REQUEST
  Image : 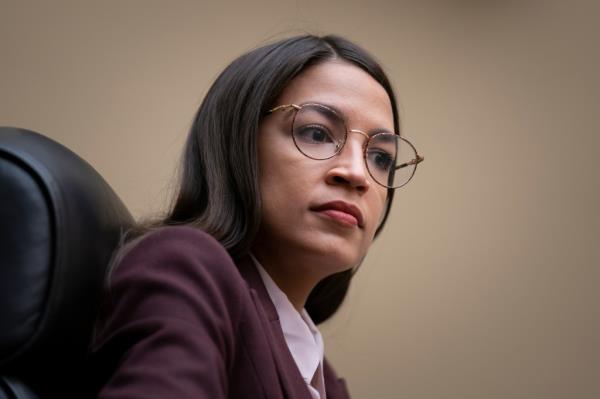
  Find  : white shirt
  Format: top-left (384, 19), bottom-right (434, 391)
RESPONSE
top-left (251, 255), bottom-right (326, 399)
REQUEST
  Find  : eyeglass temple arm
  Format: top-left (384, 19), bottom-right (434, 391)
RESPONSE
top-left (395, 155), bottom-right (424, 170)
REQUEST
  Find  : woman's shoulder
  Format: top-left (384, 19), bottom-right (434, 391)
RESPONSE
top-left (122, 225), bottom-right (228, 262)
top-left (114, 226), bottom-right (238, 278)
top-left (92, 226), bottom-right (247, 396)
top-left (97, 225), bottom-right (248, 339)
top-left (107, 225), bottom-right (248, 307)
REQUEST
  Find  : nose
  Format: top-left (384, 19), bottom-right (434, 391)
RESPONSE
top-left (325, 132), bottom-right (370, 193)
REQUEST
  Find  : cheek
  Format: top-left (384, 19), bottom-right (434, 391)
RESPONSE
top-left (257, 128), bottom-right (316, 211)
top-left (257, 152), bottom-right (311, 224)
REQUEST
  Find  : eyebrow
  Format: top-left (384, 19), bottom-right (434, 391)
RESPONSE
top-left (298, 101), bottom-right (395, 136)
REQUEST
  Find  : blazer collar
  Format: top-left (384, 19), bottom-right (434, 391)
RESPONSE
top-left (236, 256), bottom-right (312, 399)
top-left (237, 255), bottom-right (279, 321)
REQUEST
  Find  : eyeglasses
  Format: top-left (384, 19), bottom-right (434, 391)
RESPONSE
top-left (268, 103), bottom-right (424, 189)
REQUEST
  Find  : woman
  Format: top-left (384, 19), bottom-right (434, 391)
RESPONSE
top-left (90, 34), bottom-right (423, 399)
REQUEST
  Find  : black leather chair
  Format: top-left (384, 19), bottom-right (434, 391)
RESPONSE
top-left (0, 127), bottom-right (134, 398)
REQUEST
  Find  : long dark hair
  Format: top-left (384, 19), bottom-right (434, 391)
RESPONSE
top-left (134, 34), bottom-right (400, 324)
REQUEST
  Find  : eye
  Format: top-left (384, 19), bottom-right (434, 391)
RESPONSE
top-left (367, 149), bottom-right (394, 172)
top-left (294, 124), bottom-right (336, 144)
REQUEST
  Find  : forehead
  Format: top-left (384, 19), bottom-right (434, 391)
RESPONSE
top-left (276, 61), bottom-right (394, 131)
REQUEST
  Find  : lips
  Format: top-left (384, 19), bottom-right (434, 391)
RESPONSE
top-left (311, 200), bottom-right (364, 228)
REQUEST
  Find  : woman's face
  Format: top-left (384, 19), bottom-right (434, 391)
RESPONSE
top-left (254, 60), bottom-right (393, 278)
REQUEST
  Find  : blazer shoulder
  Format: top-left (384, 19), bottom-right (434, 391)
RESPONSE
top-left (103, 225), bottom-right (248, 330)
top-left (112, 225), bottom-right (244, 288)
top-left (92, 226), bottom-right (247, 398)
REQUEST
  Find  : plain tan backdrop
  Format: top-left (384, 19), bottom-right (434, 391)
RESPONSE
top-left (2, 1), bottom-right (598, 398)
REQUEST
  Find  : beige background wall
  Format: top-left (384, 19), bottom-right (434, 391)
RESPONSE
top-left (2, 1), bottom-right (598, 397)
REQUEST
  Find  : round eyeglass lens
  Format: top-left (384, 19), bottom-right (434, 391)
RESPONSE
top-left (292, 104), bottom-right (346, 160)
top-left (366, 134), bottom-right (418, 188)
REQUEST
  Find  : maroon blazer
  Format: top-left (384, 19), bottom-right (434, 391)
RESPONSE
top-left (89, 226), bottom-right (351, 399)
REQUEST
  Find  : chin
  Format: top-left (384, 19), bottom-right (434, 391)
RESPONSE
top-left (305, 238), bottom-right (367, 273)
top-left (254, 221), bottom-right (371, 275)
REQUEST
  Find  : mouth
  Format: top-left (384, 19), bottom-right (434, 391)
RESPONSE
top-left (311, 201), bottom-right (364, 228)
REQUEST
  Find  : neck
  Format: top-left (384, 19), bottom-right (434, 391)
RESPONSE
top-left (250, 251), bottom-right (324, 312)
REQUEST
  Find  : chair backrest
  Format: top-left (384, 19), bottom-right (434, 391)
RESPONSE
top-left (0, 127), bottom-right (134, 398)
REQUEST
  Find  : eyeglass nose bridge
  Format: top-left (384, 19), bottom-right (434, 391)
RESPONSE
top-left (333, 129), bottom-right (370, 153)
top-left (348, 129), bottom-right (370, 141)
top-left (334, 129), bottom-right (372, 166)
top-left (340, 129), bottom-right (370, 152)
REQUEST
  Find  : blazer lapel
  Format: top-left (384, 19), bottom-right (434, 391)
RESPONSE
top-left (237, 256), bottom-right (312, 399)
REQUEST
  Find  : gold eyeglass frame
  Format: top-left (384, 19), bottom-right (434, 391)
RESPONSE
top-left (268, 103), bottom-right (424, 189)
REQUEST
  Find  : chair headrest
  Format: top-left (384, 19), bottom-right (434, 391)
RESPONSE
top-left (0, 127), bottom-right (133, 390)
